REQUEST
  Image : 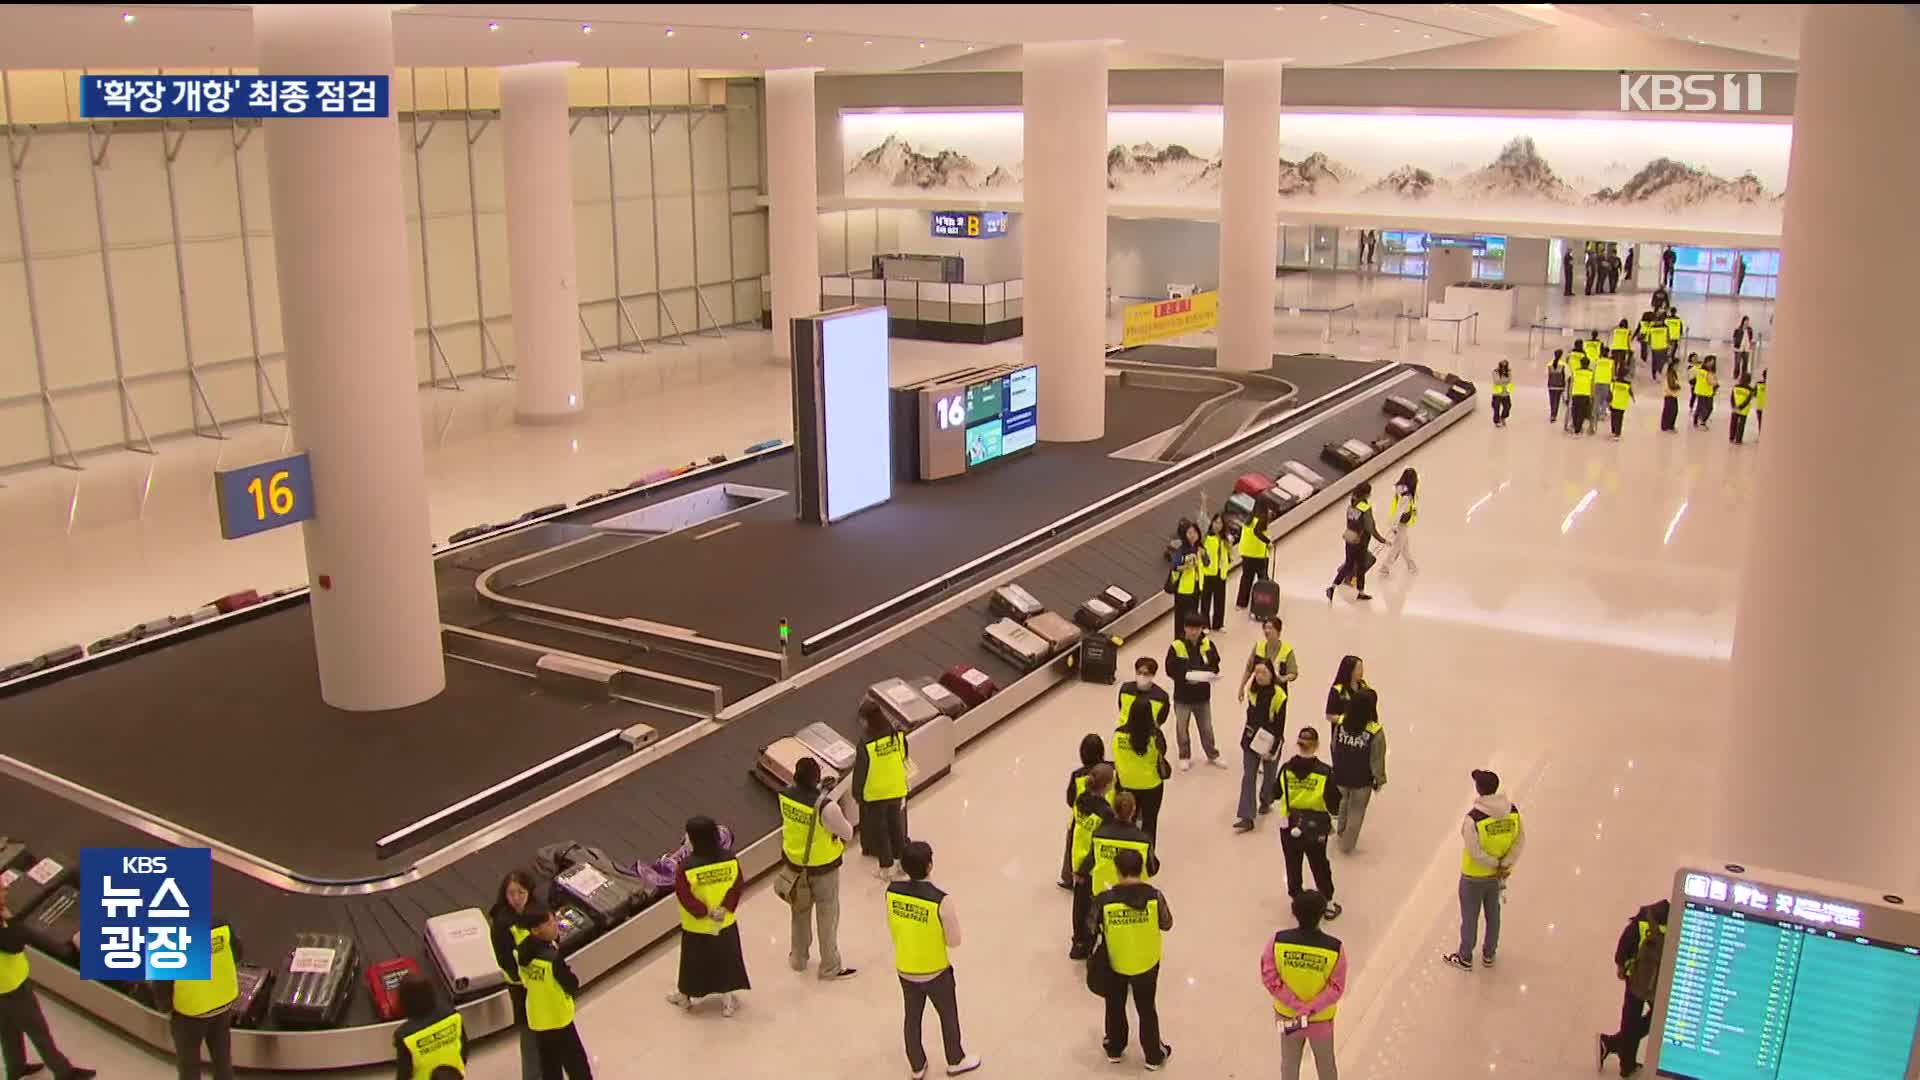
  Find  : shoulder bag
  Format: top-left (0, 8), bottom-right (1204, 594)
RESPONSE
top-left (1085, 934), bottom-right (1116, 997)
top-left (773, 793), bottom-right (827, 907)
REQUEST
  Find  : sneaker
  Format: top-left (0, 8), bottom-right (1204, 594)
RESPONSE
top-left (1442, 951), bottom-right (1473, 971)
top-left (1069, 943), bottom-right (1093, 961)
top-left (1105, 1048), bottom-right (1125, 1064)
top-left (1597, 1033), bottom-right (1614, 1071)
top-left (665, 991), bottom-right (691, 1009)
top-left (912, 1069), bottom-right (928, 1080)
top-left (946, 1056), bottom-right (983, 1076)
top-left (1257, 802), bottom-right (1272, 816)
top-left (875, 864), bottom-right (896, 881)
top-left (1179, 758), bottom-right (1193, 773)
top-left (1233, 819), bottom-right (1255, 833)
top-left (1057, 877), bottom-right (1075, 891)
top-left (1482, 953), bottom-right (1496, 969)
top-left (722, 992), bottom-right (739, 1018)
top-left (1146, 1044), bottom-right (1174, 1071)
top-left (1355, 592), bottom-right (1373, 602)
top-left (821, 966), bottom-right (859, 980)
top-left (1206, 756), bottom-right (1229, 770)
top-left (1325, 586), bottom-right (1335, 602)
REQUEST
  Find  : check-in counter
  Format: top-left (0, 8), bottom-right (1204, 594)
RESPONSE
top-left (762, 275), bottom-right (1024, 345)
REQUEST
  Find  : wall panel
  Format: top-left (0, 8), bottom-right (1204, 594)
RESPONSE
top-left (731, 211), bottom-right (766, 278)
top-left (35, 254), bottom-right (112, 388)
top-left (59, 384), bottom-right (122, 453)
top-left (109, 243), bottom-right (187, 377)
top-left (0, 399), bottom-right (49, 465)
top-left (125, 377), bottom-right (192, 436)
top-left (654, 194), bottom-right (694, 292)
top-left (694, 192), bottom-right (730, 286)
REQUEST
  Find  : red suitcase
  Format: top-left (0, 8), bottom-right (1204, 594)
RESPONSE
top-left (1234, 473), bottom-right (1274, 498)
top-left (939, 665), bottom-right (998, 709)
top-left (213, 590), bottom-right (261, 614)
top-left (365, 957), bottom-right (419, 1021)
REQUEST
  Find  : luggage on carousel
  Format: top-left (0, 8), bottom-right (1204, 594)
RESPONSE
top-left (1078, 636), bottom-right (1120, 685)
top-left (638, 467), bottom-right (676, 485)
top-left (0, 658), bottom-right (44, 682)
top-left (939, 666), bottom-right (998, 709)
top-left (1224, 492), bottom-right (1256, 524)
top-left (230, 965), bottom-right (274, 1027)
top-left (1075, 596), bottom-right (1120, 631)
top-left (365, 956), bottom-right (420, 1021)
top-left (213, 591), bottom-right (260, 614)
top-left (1024, 611), bottom-right (1083, 653)
top-left (1274, 474), bottom-right (1316, 503)
top-left (1250, 580), bottom-right (1282, 621)
top-left (755, 737), bottom-right (813, 791)
top-left (1383, 395), bottom-right (1419, 420)
top-left (88, 631), bottom-right (138, 655)
top-left (1233, 473), bottom-right (1274, 498)
top-left (913, 677), bottom-right (967, 719)
top-left (35, 645), bottom-right (83, 668)
top-left (518, 503), bottom-right (567, 523)
top-left (271, 933), bottom-right (360, 1029)
top-left (867, 678), bottom-right (940, 731)
top-left (982, 619), bottom-right (1052, 671)
top-left (1386, 417), bottom-right (1418, 439)
top-left (1, 852), bottom-right (75, 921)
top-left (132, 614), bottom-right (194, 638)
top-left (1320, 442), bottom-right (1366, 470)
top-left (20, 885), bottom-right (80, 961)
top-left (1369, 436), bottom-right (1394, 456)
top-left (553, 904), bottom-right (599, 955)
top-left (795, 721), bottom-right (857, 777)
top-left (744, 439), bottom-right (783, 455)
top-left (707, 454), bottom-right (728, 465)
top-left (552, 860), bottom-right (644, 929)
top-left (0, 841), bottom-right (28, 877)
top-left (1099, 586), bottom-right (1136, 614)
top-left (425, 908), bottom-right (504, 998)
top-left (448, 524), bottom-right (496, 544)
top-left (1421, 388), bottom-right (1453, 412)
top-left (1282, 461), bottom-right (1327, 489)
top-left (1445, 377), bottom-right (1476, 402)
top-left (1257, 488), bottom-right (1296, 520)
top-left (989, 584), bottom-right (1044, 620)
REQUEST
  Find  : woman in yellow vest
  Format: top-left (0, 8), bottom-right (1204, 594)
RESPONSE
top-left (0, 877), bottom-right (95, 1080)
top-left (1489, 361), bottom-right (1512, 428)
top-left (668, 816), bottom-right (750, 1017)
top-left (1262, 891), bottom-right (1347, 1080)
top-left (1566, 350), bottom-right (1595, 437)
top-left (488, 869), bottom-right (541, 1080)
top-left (1234, 660), bottom-right (1287, 832)
top-left (1609, 319), bottom-right (1634, 378)
top-left (1200, 514), bottom-right (1232, 631)
top-left (1659, 360), bottom-right (1683, 434)
top-left (1728, 374), bottom-right (1756, 445)
top-left (1060, 733), bottom-right (1112, 890)
top-left (1234, 510), bottom-right (1274, 615)
top-left (1112, 678), bottom-right (1171, 841)
top-left (1169, 521), bottom-right (1209, 633)
top-left (1607, 373), bottom-right (1634, 441)
top-left (854, 703), bottom-right (912, 881)
top-left (514, 904), bottom-right (594, 1078)
top-left (1691, 355), bottom-right (1719, 430)
top-left (392, 973), bottom-right (468, 1080)
top-left (1093, 849), bottom-right (1174, 1069)
top-left (1069, 765), bottom-right (1119, 961)
top-left (167, 916), bottom-right (240, 1080)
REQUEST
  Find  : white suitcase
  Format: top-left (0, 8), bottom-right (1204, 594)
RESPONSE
top-left (1275, 474), bottom-right (1316, 502)
top-left (983, 618), bottom-right (1052, 671)
top-left (795, 721), bottom-right (857, 777)
top-left (867, 678), bottom-right (941, 731)
top-left (1283, 461), bottom-right (1327, 489)
top-left (1341, 438), bottom-right (1377, 461)
top-left (914, 678), bottom-right (967, 718)
top-left (424, 908), bottom-right (504, 998)
top-left (990, 584), bottom-right (1044, 620)
top-left (1421, 388), bottom-right (1453, 411)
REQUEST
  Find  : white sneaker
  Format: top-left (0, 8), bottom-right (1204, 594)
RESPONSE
top-left (1206, 756), bottom-right (1229, 770)
top-left (1180, 758), bottom-right (1193, 773)
top-left (946, 1055), bottom-right (983, 1076)
top-left (722, 992), bottom-right (739, 1018)
top-left (665, 991), bottom-right (690, 1009)
top-left (874, 864), bottom-right (895, 881)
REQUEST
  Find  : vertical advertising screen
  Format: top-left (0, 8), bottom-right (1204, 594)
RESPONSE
top-left (819, 308), bottom-right (893, 522)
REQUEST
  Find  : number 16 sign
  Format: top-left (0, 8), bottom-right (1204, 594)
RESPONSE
top-left (214, 452), bottom-right (316, 539)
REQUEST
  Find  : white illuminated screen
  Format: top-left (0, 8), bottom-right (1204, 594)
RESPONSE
top-left (819, 307), bottom-right (892, 522)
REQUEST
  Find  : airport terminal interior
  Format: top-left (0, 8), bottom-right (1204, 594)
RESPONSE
top-left (1, 5), bottom-right (1916, 1080)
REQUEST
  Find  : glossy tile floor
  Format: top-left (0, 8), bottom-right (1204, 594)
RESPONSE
top-left (13, 274), bottom-right (1768, 1077)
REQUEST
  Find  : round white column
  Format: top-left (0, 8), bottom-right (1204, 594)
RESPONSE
top-left (1216, 59), bottom-right (1283, 373)
top-left (254, 4), bottom-right (443, 710)
top-left (500, 62), bottom-right (584, 422)
top-left (766, 68), bottom-right (820, 361)
top-left (1023, 41), bottom-right (1108, 442)
top-left (1715, 4), bottom-right (1920, 895)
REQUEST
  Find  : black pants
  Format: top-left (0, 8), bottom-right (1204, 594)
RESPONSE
top-left (1548, 388), bottom-right (1563, 422)
top-left (1613, 349), bottom-right (1632, 380)
top-left (1569, 395), bottom-right (1591, 434)
top-left (1734, 351), bottom-right (1751, 381)
top-left (1072, 877), bottom-right (1096, 949)
top-left (862, 797), bottom-right (909, 869)
top-left (1103, 965), bottom-right (1166, 1065)
top-left (900, 970), bottom-right (967, 1073)
top-left (1695, 396), bottom-right (1714, 427)
top-left (1130, 784), bottom-right (1165, 843)
top-left (1610, 407), bottom-right (1626, 437)
top-left (1604, 987), bottom-right (1652, 1070)
top-left (172, 1009), bottom-right (235, 1080)
top-left (535, 1023), bottom-right (593, 1080)
top-left (1332, 542), bottom-right (1372, 594)
top-left (1491, 395), bottom-right (1511, 425)
top-left (1200, 575), bottom-right (1228, 630)
top-left (1730, 413), bottom-right (1748, 444)
top-left (0, 984), bottom-right (75, 1080)
top-left (1281, 829), bottom-right (1335, 901)
top-left (1234, 556), bottom-right (1270, 609)
top-left (1173, 592), bottom-right (1200, 635)
top-left (1059, 818), bottom-right (1078, 886)
top-left (1660, 396), bottom-right (1680, 432)
top-left (1649, 348), bottom-right (1668, 378)
top-left (1563, 274), bottom-right (1574, 297)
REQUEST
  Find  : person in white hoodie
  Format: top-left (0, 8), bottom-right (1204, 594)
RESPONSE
top-left (1443, 769), bottom-right (1524, 971)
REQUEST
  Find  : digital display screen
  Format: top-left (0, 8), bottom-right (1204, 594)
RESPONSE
top-left (1654, 871), bottom-right (1920, 1080)
top-left (819, 307), bottom-right (893, 522)
top-left (931, 210), bottom-right (1008, 239)
top-left (918, 363), bottom-right (1038, 479)
top-left (965, 421), bottom-right (1003, 466)
top-left (964, 379), bottom-right (1002, 425)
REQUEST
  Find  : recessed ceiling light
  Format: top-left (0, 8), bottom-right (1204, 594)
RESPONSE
top-left (1273, 5), bottom-right (1286, 10)
top-left (121, 10), bottom-right (135, 23)
top-left (1319, 13), bottom-right (1328, 20)
top-left (917, 40), bottom-right (926, 48)
top-left (1423, 33), bottom-right (1432, 38)
top-left (1358, 21), bottom-right (1368, 27)
top-left (804, 34), bottom-right (814, 43)
top-left (739, 30), bottom-right (750, 40)
top-left (864, 39), bottom-right (873, 46)
top-left (965, 44), bottom-right (974, 51)
top-left (664, 26), bottom-right (674, 37)
top-left (580, 23), bottom-right (592, 34)
top-left (486, 20), bottom-right (499, 31)
top-left (1392, 26), bottom-right (1401, 32)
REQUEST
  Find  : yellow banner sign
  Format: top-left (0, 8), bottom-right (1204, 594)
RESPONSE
top-left (1122, 292), bottom-right (1219, 347)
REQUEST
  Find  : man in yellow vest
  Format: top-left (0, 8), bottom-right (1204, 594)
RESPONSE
top-left (1069, 765), bottom-right (1118, 961)
top-left (1165, 621), bottom-right (1225, 771)
top-left (1642, 317), bottom-right (1672, 382)
top-left (163, 915), bottom-right (241, 1080)
top-left (1663, 308), bottom-right (1685, 367)
top-left (514, 904), bottom-right (593, 1078)
top-left (1598, 898), bottom-right (1671, 1078)
top-left (1444, 769), bottom-right (1525, 971)
top-left (886, 842), bottom-right (981, 1079)
top-left (1233, 510), bottom-right (1274, 616)
top-left (1607, 373), bottom-right (1634, 441)
top-left (1566, 351), bottom-right (1596, 438)
top-left (1277, 727), bottom-right (1344, 921)
top-left (392, 972), bottom-right (468, 1080)
top-left (780, 756), bottom-right (859, 980)
top-left (1691, 355), bottom-right (1719, 431)
top-left (1116, 658), bottom-right (1170, 734)
top-left (1635, 307), bottom-right (1663, 374)
top-left (1262, 890), bottom-right (1348, 1080)
top-left (1080, 791), bottom-right (1159, 898)
top-left (1093, 850), bottom-right (1174, 1070)
top-left (0, 876), bottom-right (96, 1079)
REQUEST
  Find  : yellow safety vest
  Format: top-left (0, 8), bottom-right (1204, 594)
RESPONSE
top-left (1170, 639), bottom-right (1215, 666)
top-left (1731, 386), bottom-right (1754, 416)
top-left (1101, 897), bottom-right (1163, 977)
top-left (1090, 832), bottom-right (1152, 897)
top-left (862, 732), bottom-right (909, 802)
top-left (499, 923), bottom-right (530, 986)
top-left (0, 934), bottom-right (28, 995)
top-left (1272, 934), bottom-right (1342, 1021)
top-left (1112, 728), bottom-right (1164, 791)
top-left (778, 792), bottom-right (847, 867)
top-left (1117, 690), bottom-right (1168, 732)
top-left (401, 1012), bottom-right (465, 1080)
top-left (1755, 382), bottom-right (1767, 410)
top-left (1593, 355), bottom-right (1614, 385)
top-left (1647, 324), bottom-right (1671, 350)
top-left (1254, 639), bottom-right (1295, 669)
top-left (1171, 551), bottom-right (1205, 595)
top-left (886, 883), bottom-right (950, 976)
top-left (1582, 340), bottom-right (1603, 363)
top-left (1390, 491), bottom-right (1417, 528)
top-left (678, 857), bottom-right (740, 935)
top-left (1610, 327), bottom-right (1632, 352)
top-left (1664, 317), bottom-right (1683, 343)
top-left (1462, 807), bottom-right (1523, 877)
top-left (1238, 521), bottom-right (1269, 559)
top-left (1624, 918), bottom-right (1656, 977)
top-left (1283, 769), bottom-right (1330, 814)
top-left (1071, 804), bottom-right (1107, 869)
top-left (1693, 370), bottom-right (1715, 398)
top-left (1202, 535), bottom-right (1231, 580)
top-left (1570, 367), bottom-right (1595, 397)
top-left (1491, 380), bottom-right (1512, 396)
top-left (1072, 773), bottom-right (1118, 820)
top-left (172, 923), bottom-right (238, 1017)
top-left (520, 954), bottom-right (575, 1031)
top-left (1609, 381), bottom-right (1633, 411)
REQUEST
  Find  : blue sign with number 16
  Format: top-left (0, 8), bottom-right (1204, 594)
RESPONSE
top-left (214, 452), bottom-right (316, 540)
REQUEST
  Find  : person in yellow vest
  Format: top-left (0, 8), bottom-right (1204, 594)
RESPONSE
top-left (1755, 369), bottom-right (1767, 430)
top-left (514, 904), bottom-right (593, 1079)
top-left (1566, 351), bottom-right (1596, 438)
top-left (1635, 307), bottom-right (1664, 376)
top-left (1330, 687), bottom-right (1388, 856)
top-left (1113, 667), bottom-right (1171, 841)
top-left (1238, 617), bottom-right (1300, 702)
top-left (1068, 765), bottom-right (1119, 961)
top-left (1092, 850), bottom-right (1174, 1070)
top-left (1489, 361), bottom-right (1513, 427)
top-left (392, 973), bottom-right (468, 1080)
top-left (1598, 898), bottom-right (1671, 1079)
top-left (667, 816), bottom-right (750, 1017)
top-left (1444, 770), bottom-right (1525, 971)
top-left (1325, 483), bottom-right (1387, 603)
top-left (887, 842), bottom-right (981, 1079)
top-left (488, 869), bottom-right (542, 1080)
top-left (1234, 660), bottom-right (1288, 832)
top-left (163, 914), bottom-right (240, 1080)
top-left (1200, 514), bottom-right (1232, 630)
top-left (1658, 360), bottom-right (1683, 434)
top-left (855, 702), bottom-right (912, 881)
top-left (1691, 355), bottom-right (1719, 431)
top-left (1378, 468), bottom-right (1420, 577)
top-left (1233, 509), bottom-right (1275, 617)
top-left (1060, 733), bottom-right (1112, 890)
top-left (1165, 621), bottom-right (1225, 770)
top-left (1663, 308), bottom-right (1685, 369)
top-left (1643, 317), bottom-right (1673, 383)
top-left (1168, 521), bottom-right (1210, 635)
top-left (780, 756), bottom-right (859, 980)
top-left (1081, 791), bottom-right (1159, 897)
top-left (1277, 727), bottom-right (1344, 921)
top-left (1582, 334), bottom-right (1604, 371)
top-left (1609, 319), bottom-right (1634, 380)
top-left (1728, 374), bottom-right (1756, 445)
top-left (1607, 373), bottom-right (1634, 441)
top-left (1589, 345), bottom-right (1615, 437)
top-left (1262, 890), bottom-right (1348, 1080)
top-left (0, 876), bottom-right (96, 1080)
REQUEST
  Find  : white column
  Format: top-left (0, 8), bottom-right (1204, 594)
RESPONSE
top-left (1715, 5), bottom-right (1920, 896)
top-left (1023, 41), bottom-right (1108, 441)
top-left (766, 69), bottom-right (820, 361)
top-left (1215, 59), bottom-right (1283, 373)
top-left (500, 62), bottom-right (584, 421)
top-left (254, 4), bottom-right (443, 710)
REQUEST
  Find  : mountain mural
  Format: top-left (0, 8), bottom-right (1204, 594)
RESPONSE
top-left (1277, 152), bottom-right (1356, 197)
top-left (1454, 137), bottom-right (1579, 204)
top-left (1365, 166), bottom-right (1444, 200)
top-left (1590, 157), bottom-right (1769, 210)
top-left (847, 134), bottom-right (996, 190)
top-left (1105, 142), bottom-right (1212, 192)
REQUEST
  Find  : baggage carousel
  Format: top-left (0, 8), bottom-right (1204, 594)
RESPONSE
top-left (0, 349), bottom-right (1475, 1070)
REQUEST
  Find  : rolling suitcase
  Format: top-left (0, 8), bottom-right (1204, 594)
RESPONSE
top-left (1223, 492), bottom-right (1256, 523)
top-left (939, 666), bottom-right (998, 708)
top-left (913, 677), bottom-right (967, 718)
top-left (1386, 417), bottom-right (1418, 439)
top-left (1343, 438), bottom-right (1378, 461)
top-left (707, 454), bottom-right (728, 465)
top-left (744, 439), bottom-right (783, 454)
top-left (1233, 473), bottom-right (1274, 498)
top-left (1078, 636), bottom-right (1120, 685)
top-left (795, 721), bottom-right (857, 777)
top-left (231, 965), bottom-right (273, 1027)
top-left (366, 957), bottom-right (419, 1021)
top-left (1250, 580), bottom-right (1282, 621)
top-left (1445, 378), bottom-right (1475, 402)
top-left (982, 619), bottom-right (1052, 671)
top-left (1075, 596), bottom-right (1120, 631)
top-left (272, 933), bottom-right (359, 1028)
top-left (1383, 394), bottom-right (1419, 419)
top-left (2, 852), bottom-right (75, 920)
top-left (131, 614), bottom-right (194, 638)
top-left (0, 659), bottom-right (43, 682)
top-left (88, 631), bottom-right (138, 655)
top-left (1320, 442), bottom-right (1365, 470)
top-left (1282, 461), bottom-right (1327, 489)
top-left (1024, 611), bottom-right (1082, 654)
top-left (1274, 474), bottom-right (1316, 503)
top-left (213, 591), bottom-right (261, 614)
top-left (448, 524), bottom-right (496, 544)
top-left (425, 908), bottom-right (504, 999)
top-left (553, 904), bottom-right (598, 955)
top-left (21, 885), bottom-right (79, 962)
top-left (867, 678), bottom-right (940, 731)
top-left (1257, 489), bottom-right (1296, 520)
top-left (517, 503), bottom-right (567, 523)
top-left (552, 861), bottom-right (643, 929)
top-left (1421, 388), bottom-right (1453, 412)
top-left (990, 584), bottom-right (1044, 620)
top-left (0, 841), bottom-right (28, 876)
top-left (35, 645), bottom-right (83, 668)
top-left (1099, 586), bottom-right (1136, 613)
top-left (754, 736), bottom-right (812, 791)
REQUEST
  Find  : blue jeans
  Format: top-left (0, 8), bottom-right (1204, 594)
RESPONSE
top-left (1458, 875), bottom-right (1503, 959)
top-left (1237, 747), bottom-right (1280, 822)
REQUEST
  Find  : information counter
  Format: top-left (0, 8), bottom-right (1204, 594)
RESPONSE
top-left (763, 275), bottom-right (1024, 345)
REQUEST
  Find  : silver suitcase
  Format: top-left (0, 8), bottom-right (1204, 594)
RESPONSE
top-left (913, 677), bottom-right (967, 718)
top-left (1275, 474), bottom-right (1316, 502)
top-left (795, 721), bottom-right (856, 777)
top-left (990, 584), bottom-right (1044, 619)
top-left (1340, 438), bottom-right (1376, 462)
top-left (1421, 388), bottom-right (1453, 411)
top-left (983, 618), bottom-right (1052, 671)
top-left (867, 678), bottom-right (940, 731)
top-left (424, 908), bottom-right (504, 999)
top-left (1282, 460), bottom-right (1327, 489)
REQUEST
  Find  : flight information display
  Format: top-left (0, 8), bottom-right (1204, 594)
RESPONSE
top-left (1652, 869), bottom-right (1920, 1080)
top-left (917, 363), bottom-right (1038, 479)
top-left (931, 210), bottom-right (1009, 239)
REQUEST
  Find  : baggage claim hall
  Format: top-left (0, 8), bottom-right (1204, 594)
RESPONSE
top-left (0, 5), bottom-right (1915, 1080)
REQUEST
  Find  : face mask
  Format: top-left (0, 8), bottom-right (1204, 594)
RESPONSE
top-left (1135, 675), bottom-right (1154, 689)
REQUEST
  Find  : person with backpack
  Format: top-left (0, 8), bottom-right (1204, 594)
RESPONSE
top-left (1597, 899), bottom-right (1671, 1078)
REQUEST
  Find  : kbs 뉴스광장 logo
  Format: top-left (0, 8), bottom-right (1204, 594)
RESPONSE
top-left (78, 848), bottom-right (213, 981)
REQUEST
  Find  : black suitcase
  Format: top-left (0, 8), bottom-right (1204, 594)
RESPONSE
top-left (88, 631), bottom-right (139, 655)
top-left (1079, 636), bottom-right (1120, 685)
top-left (1445, 378), bottom-right (1476, 402)
top-left (36, 645), bottom-right (83, 668)
top-left (706, 454), bottom-right (728, 465)
top-left (2, 852), bottom-right (76, 921)
top-left (231, 965), bottom-right (274, 1027)
top-left (1386, 417), bottom-right (1418, 439)
top-left (0, 658), bottom-right (45, 682)
top-left (552, 861), bottom-right (643, 929)
top-left (1250, 580), bottom-right (1282, 620)
top-left (1100, 586), bottom-right (1136, 613)
top-left (1257, 489), bottom-right (1294, 520)
top-left (1321, 442), bottom-right (1366, 470)
top-left (553, 903), bottom-right (598, 955)
top-left (271, 933), bottom-right (359, 1028)
top-left (1383, 395), bottom-right (1419, 419)
top-left (0, 842), bottom-right (28, 876)
top-left (21, 885), bottom-right (80, 962)
top-left (518, 503), bottom-right (567, 523)
top-left (1075, 597), bottom-right (1121, 630)
top-left (448, 524), bottom-right (496, 544)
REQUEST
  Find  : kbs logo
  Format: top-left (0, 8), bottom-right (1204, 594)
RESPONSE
top-left (1619, 73), bottom-right (1765, 113)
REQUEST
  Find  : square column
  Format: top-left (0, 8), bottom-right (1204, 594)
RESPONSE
top-left (1216, 59), bottom-right (1283, 373)
top-left (766, 69), bottom-right (821, 361)
top-left (500, 62), bottom-right (584, 422)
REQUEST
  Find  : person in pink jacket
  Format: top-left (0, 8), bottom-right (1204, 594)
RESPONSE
top-left (1261, 891), bottom-right (1348, 1080)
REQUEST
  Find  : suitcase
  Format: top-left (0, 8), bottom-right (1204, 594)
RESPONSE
top-left (1415, 408), bottom-right (1437, 425)
top-left (1075, 597), bottom-right (1120, 631)
top-left (213, 591), bottom-right (260, 614)
top-left (1320, 442), bottom-right (1365, 470)
top-left (1383, 395), bottom-right (1419, 419)
top-left (1, 852), bottom-right (75, 920)
top-left (271, 933), bottom-right (359, 1028)
top-left (744, 439), bottom-right (783, 454)
top-left (1224, 492), bottom-right (1256, 523)
top-left (518, 503), bottom-right (567, 522)
top-left (1233, 473), bottom-right (1274, 498)
top-left (1386, 417), bottom-right (1418, 439)
top-left (1025, 611), bottom-right (1083, 653)
top-left (982, 619), bottom-right (1052, 671)
top-left (939, 666), bottom-right (998, 708)
top-left (552, 904), bottom-right (598, 955)
top-left (0, 841), bottom-right (28, 876)
top-left (1344, 438), bottom-right (1377, 461)
top-left (1079, 635), bottom-right (1120, 685)
top-left (448, 524), bottom-right (496, 544)
top-left (1421, 388), bottom-right (1453, 411)
top-left (1282, 461), bottom-right (1327, 489)
top-left (21, 885), bottom-right (80, 961)
top-left (754, 736), bottom-right (812, 791)
top-left (1274, 474), bottom-right (1317, 503)
top-left (424, 908), bottom-right (504, 999)
top-left (867, 678), bottom-right (940, 731)
top-left (88, 631), bottom-right (139, 655)
top-left (795, 721), bottom-right (857, 777)
top-left (990, 584), bottom-right (1044, 620)
top-left (231, 965), bottom-right (274, 1027)
top-left (131, 615), bottom-right (194, 638)
top-left (913, 677), bottom-right (967, 719)
top-left (35, 645), bottom-right (83, 668)
top-left (1445, 378), bottom-right (1475, 402)
top-left (1100, 586), bottom-right (1136, 613)
top-left (707, 454), bottom-right (728, 465)
top-left (365, 956), bottom-right (419, 1021)
top-left (1257, 489), bottom-right (1295, 519)
top-left (552, 861), bottom-right (643, 929)
top-left (1369, 436), bottom-right (1394, 456)
top-left (1250, 580), bottom-right (1282, 621)
top-left (0, 659), bottom-right (44, 682)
